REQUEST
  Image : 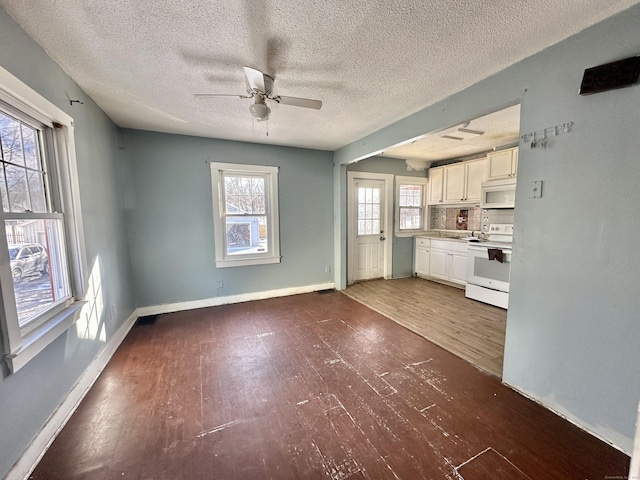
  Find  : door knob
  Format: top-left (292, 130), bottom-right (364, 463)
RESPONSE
top-left (380, 236), bottom-right (386, 241)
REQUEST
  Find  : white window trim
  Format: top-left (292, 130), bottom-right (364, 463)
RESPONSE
top-left (0, 66), bottom-right (87, 373)
top-left (395, 176), bottom-right (428, 237)
top-left (210, 162), bottom-right (280, 268)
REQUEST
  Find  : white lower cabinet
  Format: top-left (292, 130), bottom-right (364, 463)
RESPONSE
top-left (428, 248), bottom-right (448, 281)
top-left (450, 252), bottom-right (468, 284)
top-left (414, 237), bottom-right (430, 277)
top-left (414, 238), bottom-right (468, 286)
top-left (429, 239), bottom-right (468, 287)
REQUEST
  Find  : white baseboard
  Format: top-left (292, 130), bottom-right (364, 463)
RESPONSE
top-left (136, 282), bottom-right (336, 317)
top-left (502, 380), bottom-right (630, 456)
top-left (6, 310), bottom-right (138, 480)
top-left (631, 400), bottom-right (640, 480)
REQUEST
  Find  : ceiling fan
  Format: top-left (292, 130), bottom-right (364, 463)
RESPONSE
top-left (195, 66), bottom-right (322, 121)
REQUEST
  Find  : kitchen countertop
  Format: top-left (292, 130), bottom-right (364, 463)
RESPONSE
top-left (414, 233), bottom-right (513, 248)
top-left (414, 233), bottom-right (472, 243)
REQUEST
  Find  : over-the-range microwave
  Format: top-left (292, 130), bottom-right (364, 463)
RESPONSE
top-left (481, 178), bottom-right (516, 209)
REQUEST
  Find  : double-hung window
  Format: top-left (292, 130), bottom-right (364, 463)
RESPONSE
top-left (0, 67), bottom-right (86, 372)
top-left (210, 162), bottom-right (280, 268)
top-left (395, 176), bottom-right (428, 236)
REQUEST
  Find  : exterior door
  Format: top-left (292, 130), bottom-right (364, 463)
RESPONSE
top-left (354, 180), bottom-right (386, 281)
top-left (351, 179), bottom-right (386, 282)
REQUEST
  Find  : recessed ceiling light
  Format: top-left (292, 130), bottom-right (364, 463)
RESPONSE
top-left (441, 127), bottom-right (484, 141)
top-left (457, 127), bottom-right (484, 137)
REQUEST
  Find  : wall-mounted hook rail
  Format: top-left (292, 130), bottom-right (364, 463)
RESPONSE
top-left (521, 122), bottom-right (573, 149)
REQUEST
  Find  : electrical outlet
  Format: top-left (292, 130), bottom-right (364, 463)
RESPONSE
top-left (215, 279), bottom-right (224, 288)
top-left (325, 265), bottom-right (331, 273)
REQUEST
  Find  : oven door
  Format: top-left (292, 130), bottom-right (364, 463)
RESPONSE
top-left (467, 245), bottom-right (512, 292)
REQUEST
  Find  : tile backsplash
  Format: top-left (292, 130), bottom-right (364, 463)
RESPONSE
top-left (430, 206), bottom-right (481, 231)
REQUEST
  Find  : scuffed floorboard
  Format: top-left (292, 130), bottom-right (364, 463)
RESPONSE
top-left (30, 292), bottom-right (629, 479)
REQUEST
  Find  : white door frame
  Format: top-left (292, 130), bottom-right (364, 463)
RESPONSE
top-left (630, 399), bottom-right (640, 479)
top-left (347, 171), bottom-right (394, 284)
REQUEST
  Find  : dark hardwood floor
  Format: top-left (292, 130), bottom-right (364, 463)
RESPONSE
top-left (30, 291), bottom-right (629, 479)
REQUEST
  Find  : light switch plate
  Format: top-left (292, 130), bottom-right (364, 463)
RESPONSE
top-left (529, 180), bottom-right (543, 198)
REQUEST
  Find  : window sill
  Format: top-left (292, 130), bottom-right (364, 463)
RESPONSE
top-left (216, 256), bottom-right (281, 269)
top-left (5, 300), bottom-right (87, 372)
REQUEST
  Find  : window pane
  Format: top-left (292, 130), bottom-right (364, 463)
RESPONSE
top-left (224, 174), bottom-right (266, 215)
top-left (1, 112), bottom-right (48, 214)
top-left (5, 164), bottom-right (30, 212)
top-left (365, 204), bottom-right (372, 220)
top-left (22, 124), bottom-right (39, 170)
top-left (357, 185), bottom-right (382, 237)
top-left (0, 164), bottom-right (9, 212)
top-left (0, 114), bottom-right (25, 166)
top-left (28, 171), bottom-right (46, 212)
top-left (6, 218), bottom-right (71, 328)
top-left (252, 193), bottom-right (265, 215)
top-left (399, 207), bottom-right (423, 230)
top-left (399, 184), bottom-right (422, 207)
top-left (226, 215), bottom-right (268, 255)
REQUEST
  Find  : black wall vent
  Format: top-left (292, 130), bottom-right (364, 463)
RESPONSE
top-left (135, 314), bottom-right (158, 326)
top-left (580, 56), bottom-right (640, 95)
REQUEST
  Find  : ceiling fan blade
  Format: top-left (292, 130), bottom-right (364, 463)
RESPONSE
top-left (276, 96), bottom-right (322, 110)
top-left (193, 93), bottom-right (249, 99)
top-left (243, 66), bottom-right (266, 93)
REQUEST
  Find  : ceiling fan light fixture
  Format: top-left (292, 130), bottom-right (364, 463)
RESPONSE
top-left (249, 98), bottom-right (271, 121)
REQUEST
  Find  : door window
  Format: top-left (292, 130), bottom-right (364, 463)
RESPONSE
top-left (357, 186), bottom-right (380, 236)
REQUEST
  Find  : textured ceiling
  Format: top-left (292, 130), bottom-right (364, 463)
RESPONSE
top-left (1, 0), bottom-right (638, 154)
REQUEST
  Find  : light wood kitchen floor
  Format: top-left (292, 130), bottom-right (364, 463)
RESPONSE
top-left (344, 277), bottom-right (507, 377)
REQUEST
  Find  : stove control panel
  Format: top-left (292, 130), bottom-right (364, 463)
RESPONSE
top-left (489, 223), bottom-right (514, 234)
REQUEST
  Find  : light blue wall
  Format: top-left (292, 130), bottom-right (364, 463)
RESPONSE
top-left (347, 156), bottom-right (427, 278)
top-left (335, 4), bottom-right (640, 453)
top-left (119, 130), bottom-right (334, 308)
top-left (0, 6), bottom-right (135, 478)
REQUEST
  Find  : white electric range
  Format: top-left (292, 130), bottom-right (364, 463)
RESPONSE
top-left (465, 223), bottom-right (513, 309)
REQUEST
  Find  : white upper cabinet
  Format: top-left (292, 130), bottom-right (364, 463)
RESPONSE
top-left (463, 158), bottom-right (487, 203)
top-left (428, 166), bottom-right (444, 204)
top-left (486, 147), bottom-right (518, 181)
top-left (438, 158), bottom-right (486, 205)
top-left (444, 163), bottom-right (466, 203)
